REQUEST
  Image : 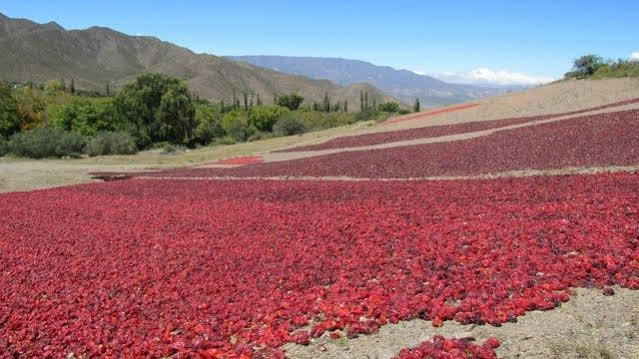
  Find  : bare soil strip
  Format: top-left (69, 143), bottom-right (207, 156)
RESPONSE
top-left (283, 287), bottom-right (639, 359)
top-left (136, 165), bottom-right (639, 183)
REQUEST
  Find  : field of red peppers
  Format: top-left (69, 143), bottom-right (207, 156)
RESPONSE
top-left (1, 173), bottom-right (638, 357)
top-left (214, 156), bottom-right (264, 165)
top-left (396, 336), bottom-right (501, 359)
top-left (279, 97), bottom-right (639, 153)
top-left (275, 116), bottom-right (540, 153)
top-left (134, 108), bottom-right (639, 179)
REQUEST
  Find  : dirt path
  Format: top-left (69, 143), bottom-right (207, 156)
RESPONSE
top-left (133, 165), bottom-right (639, 183)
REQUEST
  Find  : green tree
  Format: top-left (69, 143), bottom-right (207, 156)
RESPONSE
top-left (568, 54), bottom-right (605, 78)
top-left (51, 97), bottom-right (121, 137)
top-left (257, 94), bottom-right (263, 106)
top-left (193, 103), bottom-right (224, 145)
top-left (232, 89), bottom-right (238, 110)
top-left (364, 92), bottom-right (369, 109)
top-left (413, 98), bottom-right (421, 113)
top-left (0, 81), bottom-right (21, 138)
top-left (105, 82), bottom-right (111, 96)
top-left (44, 80), bottom-right (65, 96)
top-left (360, 91), bottom-right (364, 111)
top-left (343, 100), bottom-right (348, 112)
top-left (248, 105), bottom-right (290, 132)
top-left (15, 86), bottom-right (47, 131)
top-left (70, 78), bottom-right (76, 95)
top-left (323, 92), bottom-right (331, 112)
top-left (276, 93), bottom-right (304, 110)
top-left (114, 73), bottom-right (196, 147)
top-left (243, 92), bottom-right (248, 111)
top-left (222, 109), bottom-right (253, 141)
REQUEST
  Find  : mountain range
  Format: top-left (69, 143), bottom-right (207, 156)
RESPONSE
top-left (229, 56), bottom-right (509, 106)
top-left (0, 13), bottom-right (397, 109)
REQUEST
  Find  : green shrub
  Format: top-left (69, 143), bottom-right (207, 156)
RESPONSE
top-left (193, 103), bottom-right (224, 145)
top-left (86, 131), bottom-right (137, 156)
top-left (0, 137), bottom-right (8, 157)
top-left (248, 105), bottom-right (290, 132)
top-left (591, 59), bottom-right (639, 79)
top-left (9, 127), bottom-right (86, 158)
top-left (295, 111), bottom-right (357, 131)
top-left (222, 110), bottom-right (254, 142)
top-left (354, 108), bottom-right (379, 122)
top-left (276, 93), bottom-right (304, 111)
top-left (378, 102), bottom-right (401, 112)
top-left (273, 115), bottom-right (306, 136)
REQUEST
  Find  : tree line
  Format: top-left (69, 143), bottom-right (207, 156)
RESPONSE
top-left (565, 54), bottom-right (639, 80)
top-left (1, 73), bottom-right (423, 159)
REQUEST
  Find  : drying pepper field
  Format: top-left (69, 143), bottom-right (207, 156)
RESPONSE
top-left (2, 98), bottom-right (639, 358)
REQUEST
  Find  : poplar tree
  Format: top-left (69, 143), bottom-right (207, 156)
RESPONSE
top-left (233, 89), bottom-right (238, 109)
top-left (323, 92), bottom-right (330, 112)
top-left (413, 98), bottom-right (421, 113)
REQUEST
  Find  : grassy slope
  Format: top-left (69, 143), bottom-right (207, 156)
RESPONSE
top-left (590, 61), bottom-right (639, 79)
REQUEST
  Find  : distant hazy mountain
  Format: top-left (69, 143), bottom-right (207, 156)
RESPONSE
top-left (229, 56), bottom-right (509, 107)
top-left (0, 13), bottom-right (398, 108)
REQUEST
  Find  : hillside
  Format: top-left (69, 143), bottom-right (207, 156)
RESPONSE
top-left (229, 55), bottom-right (508, 106)
top-left (0, 13), bottom-right (397, 108)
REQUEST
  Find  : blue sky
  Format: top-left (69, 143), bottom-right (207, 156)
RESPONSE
top-left (2, 1), bottom-right (638, 85)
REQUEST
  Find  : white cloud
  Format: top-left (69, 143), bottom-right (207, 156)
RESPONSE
top-left (631, 51), bottom-right (639, 60)
top-left (412, 70), bottom-right (426, 75)
top-left (432, 68), bottom-right (555, 86)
